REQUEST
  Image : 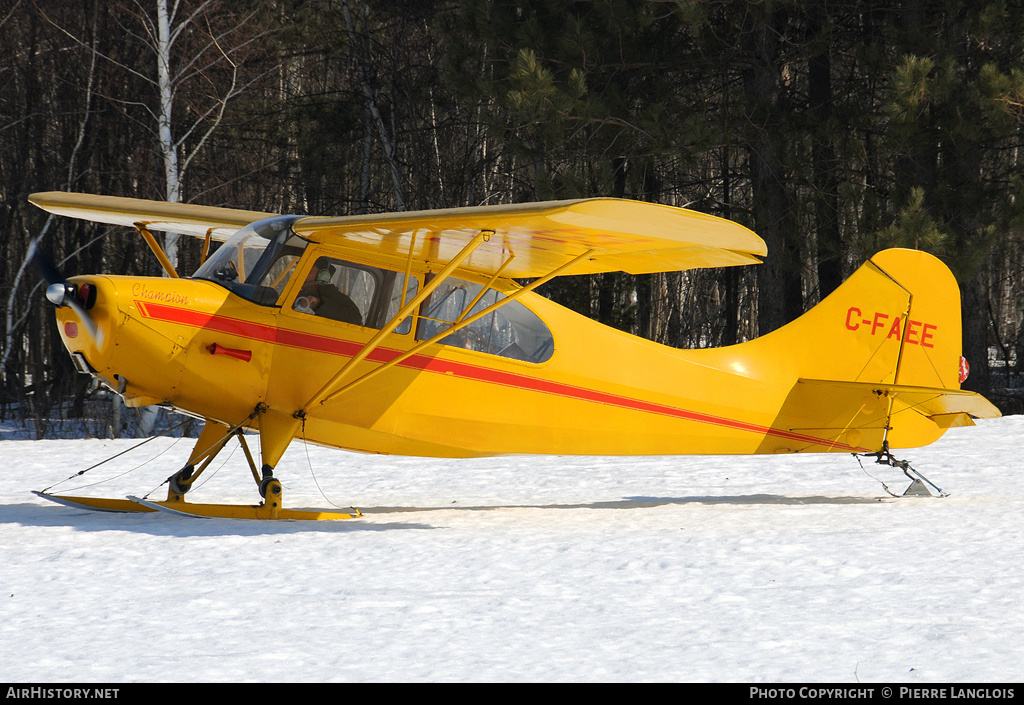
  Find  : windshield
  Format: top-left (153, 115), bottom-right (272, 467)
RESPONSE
top-left (193, 215), bottom-right (308, 305)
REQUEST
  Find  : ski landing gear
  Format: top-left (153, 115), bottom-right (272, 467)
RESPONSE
top-left (36, 410), bottom-right (361, 521)
top-left (856, 441), bottom-right (948, 498)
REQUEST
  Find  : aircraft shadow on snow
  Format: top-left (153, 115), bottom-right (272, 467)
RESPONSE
top-left (3, 492), bottom-right (883, 538)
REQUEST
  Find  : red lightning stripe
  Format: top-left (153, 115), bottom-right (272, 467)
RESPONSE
top-left (136, 301), bottom-right (867, 452)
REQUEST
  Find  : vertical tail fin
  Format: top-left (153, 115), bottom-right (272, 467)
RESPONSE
top-left (751, 248), bottom-right (967, 390)
top-left (749, 248), bottom-right (998, 452)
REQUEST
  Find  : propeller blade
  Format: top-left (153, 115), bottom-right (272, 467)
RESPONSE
top-left (29, 241), bottom-right (64, 287)
top-left (30, 243), bottom-right (103, 346)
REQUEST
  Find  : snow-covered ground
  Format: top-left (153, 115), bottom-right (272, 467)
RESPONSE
top-left (2, 416), bottom-right (1023, 682)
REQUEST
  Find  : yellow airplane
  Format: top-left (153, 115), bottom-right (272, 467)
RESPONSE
top-left (28, 191), bottom-right (1000, 519)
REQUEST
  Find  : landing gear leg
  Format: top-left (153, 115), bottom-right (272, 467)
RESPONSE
top-left (253, 406), bottom-right (300, 518)
top-left (167, 420), bottom-right (234, 502)
top-left (258, 469), bottom-right (283, 519)
top-left (149, 405), bottom-right (358, 519)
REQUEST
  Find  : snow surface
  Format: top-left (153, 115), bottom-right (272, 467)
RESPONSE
top-left (2, 416), bottom-right (1023, 682)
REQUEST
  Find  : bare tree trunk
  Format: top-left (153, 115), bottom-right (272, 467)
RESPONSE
top-left (809, 6), bottom-right (842, 299)
top-left (157, 0), bottom-right (182, 262)
top-left (742, 9), bottom-right (800, 336)
top-left (342, 0), bottom-right (405, 211)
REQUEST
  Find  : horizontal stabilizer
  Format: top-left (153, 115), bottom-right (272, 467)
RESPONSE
top-left (797, 378), bottom-right (1001, 420)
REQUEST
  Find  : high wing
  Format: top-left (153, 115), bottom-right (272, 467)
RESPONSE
top-left (28, 191), bottom-right (276, 242)
top-left (292, 198), bottom-right (766, 278)
top-left (28, 192), bottom-right (766, 278)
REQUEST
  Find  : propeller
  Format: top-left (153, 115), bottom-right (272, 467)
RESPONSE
top-left (29, 241), bottom-right (103, 346)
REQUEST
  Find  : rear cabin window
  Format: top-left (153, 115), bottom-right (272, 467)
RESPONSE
top-left (417, 276), bottom-right (554, 364)
top-left (292, 256), bottom-right (417, 334)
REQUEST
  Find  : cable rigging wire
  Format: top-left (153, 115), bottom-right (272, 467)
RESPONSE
top-left (40, 416), bottom-right (192, 495)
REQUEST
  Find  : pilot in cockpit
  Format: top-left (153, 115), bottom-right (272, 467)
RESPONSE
top-left (293, 259), bottom-right (363, 326)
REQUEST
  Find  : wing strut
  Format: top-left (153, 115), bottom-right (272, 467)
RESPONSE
top-left (135, 223), bottom-right (179, 278)
top-left (200, 227), bottom-right (215, 265)
top-left (455, 248), bottom-right (516, 324)
top-left (313, 246), bottom-right (598, 409)
top-left (299, 229), bottom-right (494, 413)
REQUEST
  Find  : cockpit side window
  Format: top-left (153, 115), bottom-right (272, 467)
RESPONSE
top-left (293, 257), bottom-right (377, 326)
top-left (417, 276), bottom-right (554, 363)
top-left (291, 255), bottom-right (419, 333)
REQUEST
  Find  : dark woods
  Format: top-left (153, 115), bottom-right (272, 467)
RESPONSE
top-left (3, 0), bottom-right (1024, 437)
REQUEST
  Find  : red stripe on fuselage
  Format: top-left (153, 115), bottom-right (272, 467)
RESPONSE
top-left (136, 301), bottom-right (862, 452)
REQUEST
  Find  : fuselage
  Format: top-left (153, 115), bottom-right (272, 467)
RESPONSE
top-left (54, 243), bottom-right (956, 460)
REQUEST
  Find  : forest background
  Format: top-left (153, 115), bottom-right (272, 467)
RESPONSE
top-left (2, 0), bottom-right (1024, 438)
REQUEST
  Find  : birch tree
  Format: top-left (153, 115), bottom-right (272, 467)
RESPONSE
top-left (142, 0), bottom-right (268, 266)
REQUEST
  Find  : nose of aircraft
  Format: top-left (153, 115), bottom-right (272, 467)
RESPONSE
top-left (52, 276), bottom-right (119, 382)
top-left (32, 245), bottom-right (114, 373)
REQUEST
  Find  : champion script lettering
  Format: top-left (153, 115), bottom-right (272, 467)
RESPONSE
top-left (132, 283), bottom-right (191, 307)
top-left (845, 307), bottom-right (936, 348)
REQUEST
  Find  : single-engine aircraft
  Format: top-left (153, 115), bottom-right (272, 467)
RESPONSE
top-left (28, 191), bottom-right (1001, 519)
